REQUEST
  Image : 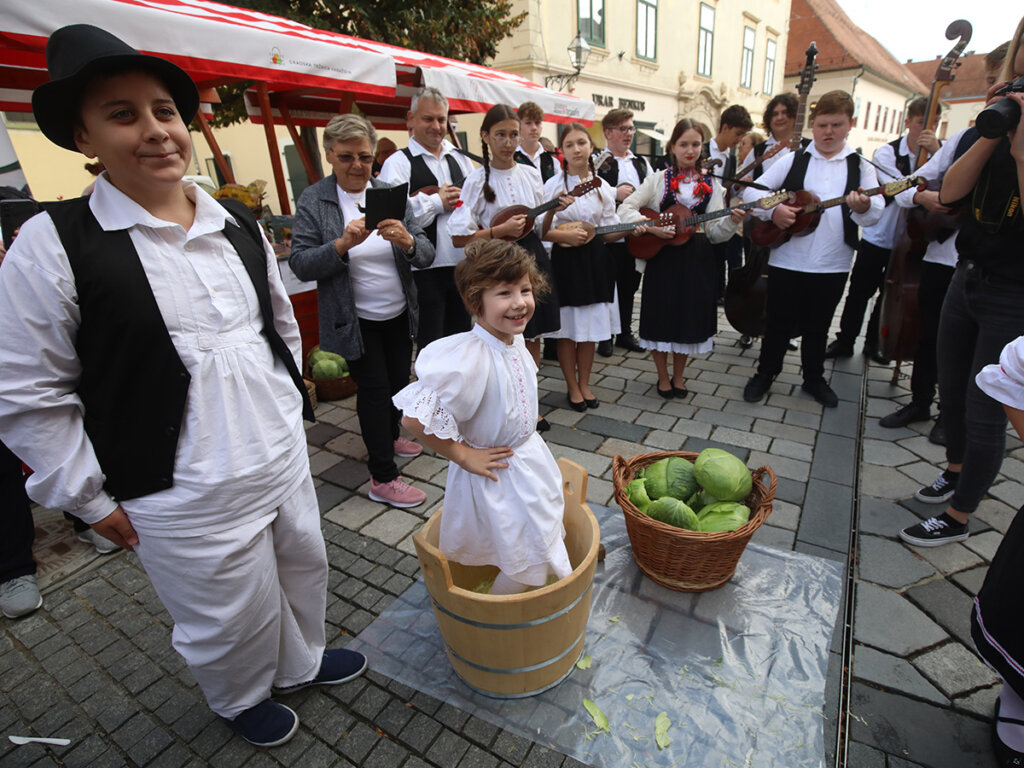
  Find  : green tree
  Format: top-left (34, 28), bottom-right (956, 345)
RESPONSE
top-left (208, 0), bottom-right (524, 127)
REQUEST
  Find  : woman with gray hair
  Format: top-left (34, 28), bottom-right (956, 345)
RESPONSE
top-left (291, 114), bottom-right (435, 508)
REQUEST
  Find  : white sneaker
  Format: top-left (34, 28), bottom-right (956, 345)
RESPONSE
top-left (78, 529), bottom-right (121, 554)
top-left (0, 575), bottom-right (43, 618)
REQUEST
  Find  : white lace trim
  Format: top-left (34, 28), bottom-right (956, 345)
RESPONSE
top-left (506, 351), bottom-right (534, 441)
top-left (392, 383), bottom-right (462, 442)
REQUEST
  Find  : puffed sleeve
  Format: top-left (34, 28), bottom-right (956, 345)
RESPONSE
top-left (393, 333), bottom-right (490, 441)
top-left (704, 179), bottom-right (739, 244)
top-left (617, 170), bottom-right (665, 222)
top-left (447, 170), bottom-right (485, 237)
top-left (977, 336), bottom-right (1024, 410)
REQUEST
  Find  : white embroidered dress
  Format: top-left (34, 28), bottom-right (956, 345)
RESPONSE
top-left (393, 325), bottom-right (572, 585)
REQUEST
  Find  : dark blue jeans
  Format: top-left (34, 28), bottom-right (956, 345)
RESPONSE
top-left (938, 262), bottom-right (1024, 515)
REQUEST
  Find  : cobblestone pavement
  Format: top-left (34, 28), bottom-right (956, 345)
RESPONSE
top-left (1, 310), bottom-right (1015, 767)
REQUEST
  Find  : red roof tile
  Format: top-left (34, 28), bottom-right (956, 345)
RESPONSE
top-left (786, 0), bottom-right (927, 94)
top-left (905, 52), bottom-right (991, 101)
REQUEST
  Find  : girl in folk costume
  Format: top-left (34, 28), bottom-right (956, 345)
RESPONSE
top-left (618, 119), bottom-right (745, 398)
top-left (394, 241), bottom-right (572, 595)
top-left (448, 104), bottom-right (565, 368)
top-left (541, 122), bottom-right (624, 410)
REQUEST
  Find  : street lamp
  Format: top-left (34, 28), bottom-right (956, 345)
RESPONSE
top-left (545, 32), bottom-right (590, 92)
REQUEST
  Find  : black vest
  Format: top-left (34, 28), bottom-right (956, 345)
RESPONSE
top-left (42, 196), bottom-right (313, 503)
top-left (781, 150), bottom-right (862, 248)
top-left (401, 148), bottom-right (467, 245)
top-left (703, 141), bottom-right (737, 182)
top-left (513, 149), bottom-right (557, 182)
top-left (888, 138), bottom-right (912, 177)
top-left (596, 155), bottom-right (649, 187)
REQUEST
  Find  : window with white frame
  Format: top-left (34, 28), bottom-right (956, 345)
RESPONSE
top-left (579, 0), bottom-right (605, 46)
top-left (697, 3), bottom-right (714, 77)
top-left (740, 26), bottom-right (755, 89)
top-left (637, 0), bottom-right (657, 60)
top-left (762, 38), bottom-right (777, 93)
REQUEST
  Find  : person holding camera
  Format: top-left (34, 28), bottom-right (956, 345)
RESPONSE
top-left (899, 19), bottom-right (1024, 548)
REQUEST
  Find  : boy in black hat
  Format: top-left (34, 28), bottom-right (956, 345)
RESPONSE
top-left (0, 24), bottom-right (365, 747)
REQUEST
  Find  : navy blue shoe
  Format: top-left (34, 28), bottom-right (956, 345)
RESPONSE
top-left (225, 699), bottom-right (299, 747)
top-left (273, 649), bottom-right (368, 694)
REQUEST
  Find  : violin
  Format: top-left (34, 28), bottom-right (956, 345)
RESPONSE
top-left (553, 212), bottom-right (674, 247)
top-left (490, 178), bottom-right (601, 242)
top-left (629, 190), bottom-right (794, 260)
top-left (878, 19), bottom-right (971, 370)
top-left (748, 176), bottom-right (926, 249)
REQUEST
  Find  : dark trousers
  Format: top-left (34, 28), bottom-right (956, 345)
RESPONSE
top-left (910, 261), bottom-right (955, 407)
top-left (937, 262), bottom-right (1024, 515)
top-left (714, 235), bottom-right (744, 299)
top-left (0, 440), bottom-right (35, 583)
top-left (347, 312), bottom-right (413, 484)
top-left (413, 267), bottom-right (470, 350)
top-left (837, 240), bottom-right (890, 349)
top-left (611, 242), bottom-right (641, 337)
top-left (758, 267), bottom-right (848, 383)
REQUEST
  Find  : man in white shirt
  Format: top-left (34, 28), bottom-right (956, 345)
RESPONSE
top-left (706, 105), bottom-right (753, 302)
top-left (825, 97), bottom-right (939, 363)
top-left (379, 87), bottom-right (476, 350)
top-left (514, 101), bottom-right (558, 183)
top-left (595, 108), bottom-right (653, 355)
top-left (741, 90), bottom-right (883, 407)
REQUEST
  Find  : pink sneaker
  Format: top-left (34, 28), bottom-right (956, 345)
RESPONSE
top-left (369, 477), bottom-right (426, 508)
top-left (394, 437), bottom-right (423, 458)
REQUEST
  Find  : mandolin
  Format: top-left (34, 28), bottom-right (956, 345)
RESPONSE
top-left (748, 176), bottom-right (927, 249)
top-left (554, 212), bottom-right (675, 247)
top-left (628, 189), bottom-right (794, 260)
top-left (490, 178), bottom-right (602, 241)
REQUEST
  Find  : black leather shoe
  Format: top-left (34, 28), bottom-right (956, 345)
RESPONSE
top-left (825, 339), bottom-right (853, 359)
top-left (743, 373), bottom-right (773, 403)
top-left (801, 378), bottom-right (839, 407)
top-left (616, 333), bottom-right (644, 353)
top-left (863, 345), bottom-right (891, 365)
top-left (567, 396), bottom-right (587, 412)
top-left (739, 334), bottom-right (754, 349)
top-left (928, 418), bottom-right (946, 446)
top-left (597, 339), bottom-right (613, 357)
top-left (879, 402), bottom-right (931, 428)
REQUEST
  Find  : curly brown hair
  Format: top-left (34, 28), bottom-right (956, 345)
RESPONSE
top-left (454, 239), bottom-right (550, 316)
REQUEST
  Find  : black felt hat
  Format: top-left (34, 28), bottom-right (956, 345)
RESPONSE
top-left (32, 24), bottom-right (199, 152)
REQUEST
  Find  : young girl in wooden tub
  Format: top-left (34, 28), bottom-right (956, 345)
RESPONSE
top-left (394, 240), bottom-right (572, 594)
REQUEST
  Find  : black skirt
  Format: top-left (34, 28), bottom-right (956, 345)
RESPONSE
top-left (972, 504), bottom-right (1024, 697)
top-left (551, 237), bottom-right (616, 307)
top-left (638, 235), bottom-right (717, 344)
top-left (521, 232), bottom-right (561, 338)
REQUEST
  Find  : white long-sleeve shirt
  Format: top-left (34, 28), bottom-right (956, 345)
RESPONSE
top-left (861, 136), bottom-right (918, 249)
top-left (378, 137), bottom-right (476, 270)
top-left (0, 175), bottom-right (309, 536)
top-left (742, 142), bottom-right (883, 273)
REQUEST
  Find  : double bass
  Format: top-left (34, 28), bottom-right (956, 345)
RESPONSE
top-left (724, 42), bottom-right (817, 340)
top-left (877, 20), bottom-right (972, 373)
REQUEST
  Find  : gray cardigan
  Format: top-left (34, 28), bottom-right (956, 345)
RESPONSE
top-left (290, 176), bottom-right (435, 361)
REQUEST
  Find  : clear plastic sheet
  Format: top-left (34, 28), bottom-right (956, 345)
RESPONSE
top-left (348, 504), bottom-right (844, 767)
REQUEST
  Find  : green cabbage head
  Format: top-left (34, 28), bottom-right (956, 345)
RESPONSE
top-left (687, 488), bottom-right (719, 513)
top-left (694, 449), bottom-right (752, 502)
top-left (626, 478), bottom-right (653, 512)
top-left (645, 497), bottom-right (699, 531)
top-left (642, 456), bottom-right (698, 501)
top-left (696, 502), bottom-right (751, 533)
top-left (311, 359), bottom-right (342, 379)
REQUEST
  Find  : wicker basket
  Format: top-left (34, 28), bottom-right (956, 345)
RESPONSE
top-left (304, 378), bottom-right (318, 410)
top-left (313, 375), bottom-right (358, 401)
top-left (612, 450), bottom-right (777, 592)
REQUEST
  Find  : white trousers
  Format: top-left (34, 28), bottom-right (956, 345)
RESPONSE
top-left (133, 475), bottom-right (327, 718)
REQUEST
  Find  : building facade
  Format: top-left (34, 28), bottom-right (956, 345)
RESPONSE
top-left (489, 0), bottom-right (793, 154)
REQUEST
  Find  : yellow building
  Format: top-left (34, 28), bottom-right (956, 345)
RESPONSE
top-left (490, 0), bottom-right (793, 152)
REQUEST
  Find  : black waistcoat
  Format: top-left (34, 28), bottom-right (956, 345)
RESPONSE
top-left (402, 148), bottom-right (467, 245)
top-left (513, 149), bottom-right (557, 182)
top-left (596, 155), bottom-right (649, 187)
top-left (42, 196), bottom-right (313, 502)
top-left (781, 150), bottom-right (861, 248)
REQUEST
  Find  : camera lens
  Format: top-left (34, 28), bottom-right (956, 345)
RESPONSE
top-left (976, 97), bottom-right (1022, 139)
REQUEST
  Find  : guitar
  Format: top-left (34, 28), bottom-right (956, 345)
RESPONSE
top-left (628, 190), bottom-right (794, 260)
top-left (748, 176), bottom-right (927, 249)
top-left (553, 212), bottom-right (675, 247)
top-left (724, 42), bottom-right (818, 339)
top-left (490, 178), bottom-right (602, 241)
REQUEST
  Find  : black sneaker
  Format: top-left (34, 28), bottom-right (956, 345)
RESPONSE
top-left (801, 378), bottom-right (839, 407)
top-left (273, 649), bottom-right (367, 694)
top-left (915, 470), bottom-right (958, 504)
top-left (743, 373), bottom-right (773, 402)
top-left (824, 339), bottom-right (852, 358)
top-left (928, 418), bottom-right (946, 446)
top-left (225, 700), bottom-right (299, 747)
top-left (739, 334), bottom-right (754, 349)
top-left (899, 512), bottom-right (969, 547)
top-left (879, 402), bottom-right (931, 428)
